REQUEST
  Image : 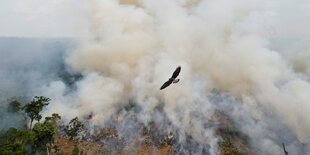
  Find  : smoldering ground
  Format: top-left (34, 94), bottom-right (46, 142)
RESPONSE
top-left (1, 0), bottom-right (310, 154)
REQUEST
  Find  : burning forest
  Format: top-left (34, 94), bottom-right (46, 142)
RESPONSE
top-left (1, 0), bottom-right (310, 154)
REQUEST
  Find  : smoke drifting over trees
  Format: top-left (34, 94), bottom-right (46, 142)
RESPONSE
top-left (1, 0), bottom-right (310, 154)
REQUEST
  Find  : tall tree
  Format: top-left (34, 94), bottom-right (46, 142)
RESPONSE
top-left (44, 113), bottom-right (61, 127)
top-left (23, 96), bottom-right (50, 129)
top-left (32, 122), bottom-right (55, 153)
top-left (32, 113), bottom-right (62, 154)
top-left (64, 117), bottom-right (85, 140)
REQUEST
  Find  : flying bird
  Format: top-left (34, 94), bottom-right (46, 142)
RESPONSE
top-left (160, 66), bottom-right (181, 90)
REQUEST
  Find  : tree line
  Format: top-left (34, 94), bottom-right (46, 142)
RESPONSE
top-left (0, 96), bottom-right (84, 155)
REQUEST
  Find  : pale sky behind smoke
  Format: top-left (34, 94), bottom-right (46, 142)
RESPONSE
top-left (1, 0), bottom-right (310, 38)
top-left (0, 0), bottom-right (86, 37)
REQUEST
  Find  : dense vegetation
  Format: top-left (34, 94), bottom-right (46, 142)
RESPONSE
top-left (0, 96), bottom-right (84, 155)
top-left (216, 111), bottom-right (251, 155)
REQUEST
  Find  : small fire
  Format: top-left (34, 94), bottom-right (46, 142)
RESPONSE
top-left (91, 114), bottom-right (100, 120)
top-left (114, 116), bottom-right (123, 122)
top-left (88, 114), bottom-right (100, 121)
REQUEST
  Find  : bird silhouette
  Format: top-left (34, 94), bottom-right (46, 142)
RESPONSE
top-left (160, 66), bottom-right (181, 90)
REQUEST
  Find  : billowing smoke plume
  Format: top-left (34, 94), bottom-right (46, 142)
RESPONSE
top-left (34, 0), bottom-right (310, 154)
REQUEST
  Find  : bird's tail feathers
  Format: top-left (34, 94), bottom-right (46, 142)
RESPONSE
top-left (173, 79), bottom-right (180, 83)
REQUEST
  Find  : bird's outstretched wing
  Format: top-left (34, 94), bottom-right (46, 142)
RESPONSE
top-left (160, 79), bottom-right (173, 90)
top-left (171, 66), bottom-right (181, 78)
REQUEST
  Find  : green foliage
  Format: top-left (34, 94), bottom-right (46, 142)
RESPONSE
top-left (22, 96), bottom-right (50, 129)
top-left (219, 138), bottom-right (242, 155)
top-left (32, 122), bottom-right (55, 150)
top-left (44, 113), bottom-right (61, 128)
top-left (8, 100), bottom-right (22, 113)
top-left (0, 112), bottom-right (62, 154)
top-left (53, 144), bottom-right (60, 153)
top-left (218, 126), bottom-right (248, 143)
top-left (32, 113), bottom-right (61, 152)
top-left (160, 140), bottom-right (169, 147)
top-left (215, 111), bottom-right (250, 155)
top-left (64, 117), bottom-right (85, 140)
top-left (0, 128), bottom-right (36, 155)
top-left (3, 97), bottom-right (28, 129)
top-left (217, 125), bottom-right (248, 155)
top-left (71, 145), bottom-right (79, 155)
top-left (0, 128), bottom-right (36, 145)
top-left (0, 142), bottom-right (28, 155)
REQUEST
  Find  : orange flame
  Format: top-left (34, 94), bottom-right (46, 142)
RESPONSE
top-left (89, 114), bottom-right (100, 120)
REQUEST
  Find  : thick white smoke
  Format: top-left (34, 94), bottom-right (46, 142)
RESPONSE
top-left (41, 0), bottom-right (310, 154)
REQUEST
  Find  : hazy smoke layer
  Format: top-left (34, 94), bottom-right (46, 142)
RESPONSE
top-left (40, 0), bottom-right (310, 154)
top-left (0, 37), bottom-right (73, 130)
top-left (0, 38), bottom-right (72, 98)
